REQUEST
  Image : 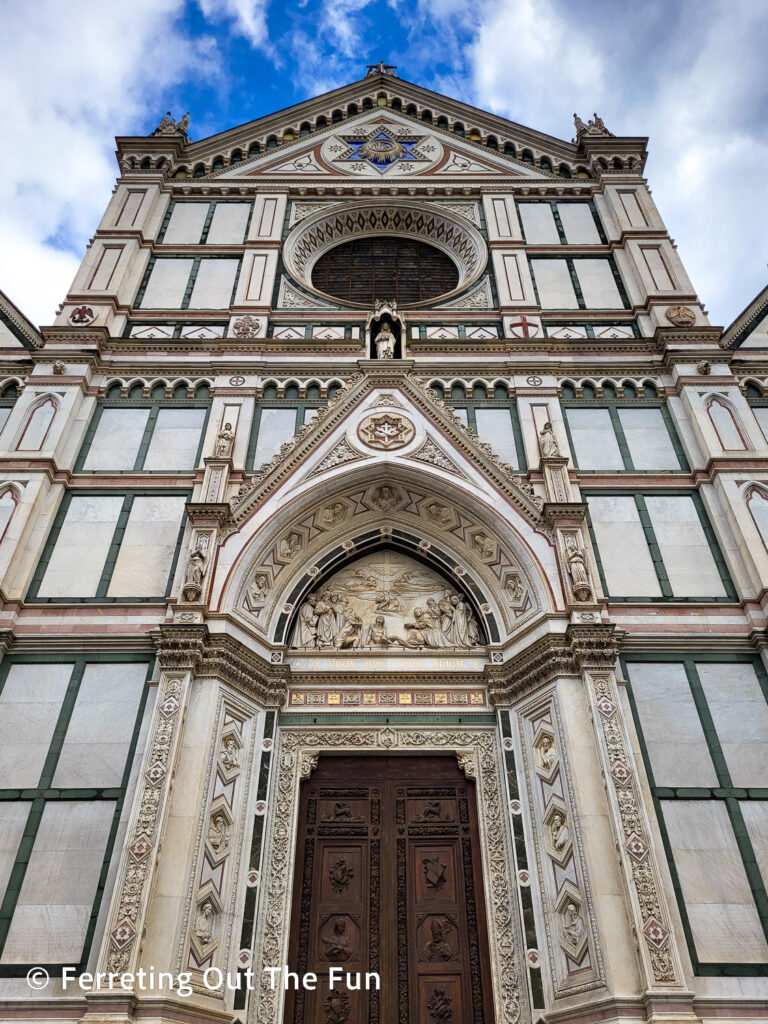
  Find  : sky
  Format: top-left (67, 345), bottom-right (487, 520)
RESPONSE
top-left (1, 0), bottom-right (766, 328)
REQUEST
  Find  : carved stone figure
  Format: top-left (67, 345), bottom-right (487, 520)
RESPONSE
top-left (220, 737), bottom-right (240, 771)
top-left (538, 735), bottom-right (556, 771)
top-left (322, 918), bottom-right (353, 962)
top-left (371, 484), bottom-right (400, 511)
top-left (364, 614), bottom-right (404, 647)
top-left (427, 501), bottom-right (453, 526)
top-left (473, 533), bottom-right (494, 559)
top-left (550, 811), bottom-right (570, 852)
top-left (322, 501), bottom-right (346, 525)
top-left (323, 990), bottom-right (351, 1024)
top-left (562, 901), bottom-right (585, 945)
top-left (294, 595), bottom-right (318, 648)
top-left (278, 531), bottom-right (302, 560)
top-left (182, 544), bottom-right (207, 601)
top-left (375, 321), bottom-right (396, 359)
top-left (565, 534), bottom-right (593, 602)
top-left (214, 422), bottom-right (234, 457)
top-left (249, 572), bottom-right (270, 603)
top-left (505, 574), bottom-right (524, 602)
top-left (194, 901), bottom-right (214, 944)
top-left (539, 421), bottom-right (560, 458)
top-left (208, 812), bottom-right (231, 852)
top-left (333, 607), bottom-right (363, 649)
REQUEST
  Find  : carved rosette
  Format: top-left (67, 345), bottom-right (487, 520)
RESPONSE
top-left (252, 727), bottom-right (525, 1024)
top-left (99, 673), bottom-right (190, 976)
top-left (585, 671), bottom-right (683, 986)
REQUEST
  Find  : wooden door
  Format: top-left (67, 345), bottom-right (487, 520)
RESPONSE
top-left (284, 755), bottom-right (495, 1024)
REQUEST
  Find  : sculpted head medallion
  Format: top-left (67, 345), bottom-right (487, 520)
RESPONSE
top-left (357, 412), bottom-right (415, 451)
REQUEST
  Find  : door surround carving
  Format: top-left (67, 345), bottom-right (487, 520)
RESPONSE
top-left (250, 724), bottom-right (527, 1024)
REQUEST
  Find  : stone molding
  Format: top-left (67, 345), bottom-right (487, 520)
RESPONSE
top-left (152, 625), bottom-right (288, 707)
top-left (251, 724), bottom-right (528, 1024)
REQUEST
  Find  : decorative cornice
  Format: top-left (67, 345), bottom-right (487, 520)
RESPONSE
top-left (151, 625), bottom-right (288, 707)
top-left (0, 289), bottom-right (44, 350)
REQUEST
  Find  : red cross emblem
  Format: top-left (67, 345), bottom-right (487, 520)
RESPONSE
top-left (508, 315), bottom-right (540, 338)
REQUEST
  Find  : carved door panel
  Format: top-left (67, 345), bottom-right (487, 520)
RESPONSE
top-left (285, 756), bottom-right (494, 1024)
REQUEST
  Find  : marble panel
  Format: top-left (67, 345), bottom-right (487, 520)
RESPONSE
top-left (587, 495), bottom-right (661, 596)
top-left (696, 662), bottom-right (768, 787)
top-left (0, 803), bottom-right (31, 903)
top-left (575, 259), bottom-right (624, 309)
top-left (53, 663), bottom-right (147, 788)
top-left (753, 407), bottom-right (768, 443)
top-left (162, 203), bottom-right (208, 244)
top-left (253, 407), bottom-right (297, 467)
top-left (565, 408), bottom-right (623, 470)
top-left (141, 258), bottom-right (194, 308)
top-left (38, 496), bottom-right (123, 598)
top-left (530, 259), bottom-right (579, 309)
top-left (557, 202), bottom-right (601, 244)
top-left (662, 800), bottom-right (768, 962)
top-left (0, 407), bottom-right (12, 433)
top-left (519, 203), bottom-right (560, 244)
top-left (645, 496), bottom-right (726, 597)
top-left (0, 662), bottom-right (73, 787)
top-left (143, 407), bottom-right (206, 471)
top-left (107, 495), bottom-right (186, 597)
top-left (206, 202), bottom-right (250, 244)
top-left (475, 408), bottom-right (518, 468)
top-left (618, 408), bottom-right (679, 470)
top-left (188, 258), bottom-right (239, 309)
top-left (742, 802), bottom-right (768, 890)
top-left (2, 801), bottom-right (115, 964)
top-left (626, 661), bottom-right (717, 786)
top-left (82, 408), bottom-right (149, 471)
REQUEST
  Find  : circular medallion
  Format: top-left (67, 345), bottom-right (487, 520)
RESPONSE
top-left (229, 375), bottom-right (246, 386)
top-left (357, 412), bottom-right (415, 450)
top-left (233, 315), bottom-right (261, 338)
top-left (526, 375), bottom-right (543, 386)
top-left (69, 305), bottom-right (95, 326)
top-left (665, 305), bottom-right (696, 327)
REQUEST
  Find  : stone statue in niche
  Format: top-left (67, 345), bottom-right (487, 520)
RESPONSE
top-left (505, 573), bottom-right (524, 602)
top-left (208, 812), bottom-right (231, 852)
top-left (375, 321), bottom-right (396, 359)
top-left (473, 532), bottom-right (494, 559)
top-left (289, 552), bottom-right (483, 651)
top-left (538, 735), bottom-right (556, 771)
top-left (220, 737), bottom-right (240, 771)
top-left (182, 540), bottom-right (207, 602)
top-left (562, 901), bottom-right (585, 945)
top-left (214, 422), bottom-right (234, 457)
top-left (539, 421), bottom-right (560, 458)
top-left (194, 901), bottom-right (214, 944)
top-left (564, 534), bottom-right (593, 602)
top-left (550, 811), bottom-right (570, 852)
top-left (278, 531), bottom-right (302, 560)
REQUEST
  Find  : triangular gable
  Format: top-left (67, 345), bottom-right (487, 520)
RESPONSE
top-left (722, 282), bottom-right (768, 349)
top-left (230, 369), bottom-right (544, 528)
top-left (214, 110), bottom-right (556, 182)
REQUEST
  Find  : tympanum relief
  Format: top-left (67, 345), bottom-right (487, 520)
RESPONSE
top-left (290, 552), bottom-right (483, 650)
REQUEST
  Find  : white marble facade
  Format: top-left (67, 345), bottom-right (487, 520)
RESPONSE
top-left (0, 67), bottom-right (766, 1024)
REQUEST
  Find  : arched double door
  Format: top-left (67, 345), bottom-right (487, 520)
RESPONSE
top-left (285, 755), bottom-right (495, 1023)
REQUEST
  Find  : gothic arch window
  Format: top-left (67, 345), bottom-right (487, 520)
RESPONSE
top-left (193, 163), bottom-right (205, 178)
top-left (315, 116), bottom-right (327, 129)
top-left (388, 99), bottom-right (399, 112)
top-left (521, 149), bottom-right (534, 164)
top-left (230, 149), bottom-right (242, 164)
top-left (0, 486), bottom-right (19, 544)
top-left (746, 485), bottom-right (768, 552)
top-left (486, 135), bottom-right (498, 150)
top-left (16, 396), bottom-right (58, 451)
top-left (266, 135), bottom-right (278, 149)
top-left (248, 141), bottom-right (261, 156)
top-left (406, 104), bottom-right (417, 117)
top-left (539, 155), bottom-right (552, 171)
top-left (707, 396), bottom-right (749, 451)
top-left (421, 110), bottom-right (433, 123)
top-left (453, 122), bottom-right (465, 137)
top-left (348, 102), bottom-right (359, 115)
top-left (332, 109), bottom-right (343, 123)
top-left (362, 98), bottom-right (373, 111)
top-left (503, 141), bottom-right (514, 156)
top-left (559, 162), bottom-right (571, 178)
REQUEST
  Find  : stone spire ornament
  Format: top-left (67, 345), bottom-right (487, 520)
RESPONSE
top-left (151, 111), bottom-right (191, 140)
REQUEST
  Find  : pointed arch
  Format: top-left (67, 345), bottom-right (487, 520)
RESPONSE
top-left (15, 395), bottom-right (59, 451)
top-left (706, 395), bottom-right (751, 451)
top-left (745, 483), bottom-right (768, 553)
top-left (0, 483), bottom-right (21, 543)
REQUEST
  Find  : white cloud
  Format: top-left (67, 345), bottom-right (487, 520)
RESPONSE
top-left (197, 0), bottom-right (271, 49)
top-left (0, 0), bottom-right (218, 326)
top-left (319, 0), bottom-right (376, 59)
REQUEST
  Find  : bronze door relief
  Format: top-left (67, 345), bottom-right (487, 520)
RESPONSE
top-left (285, 755), bottom-right (495, 1023)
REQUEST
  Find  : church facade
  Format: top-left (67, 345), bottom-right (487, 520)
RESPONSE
top-left (0, 66), bottom-right (767, 1024)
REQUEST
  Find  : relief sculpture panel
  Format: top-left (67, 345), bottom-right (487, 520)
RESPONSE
top-left (290, 552), bottom-right (483, 650)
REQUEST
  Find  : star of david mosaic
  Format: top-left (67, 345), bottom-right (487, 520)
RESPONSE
top-left (336, 128), bottom-right (427, 173)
